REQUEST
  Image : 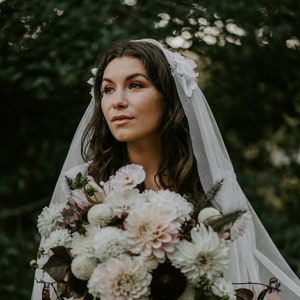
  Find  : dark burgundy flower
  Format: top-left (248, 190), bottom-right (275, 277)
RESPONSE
top-left (150, 262), bottom-right (187, 300)
top-left (178, 218), bottom-right (197, 241)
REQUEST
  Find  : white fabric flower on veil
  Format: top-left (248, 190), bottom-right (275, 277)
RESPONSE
top-left (166, 50), bottom-right (198, 97)
top-left (87, 67), bottom-right (98, 98)
top-left (87, 68), bottom-right (97, 86)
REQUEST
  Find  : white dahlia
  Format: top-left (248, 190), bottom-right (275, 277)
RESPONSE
top-left (144, 189), bottom-right (193, 222)
top-left (87, 254), bottom-right (151, 300)
top-left (93, 227), bottom-right (128, 262)
top-left (124, 202), bottom-right (179, 263)
top-left (70, 230), bottom-right (95, 258)
top-left (37, 202), bottom-right (66, 238)
top-left (104, 188), bottom-right (146, 217)
top-left (43, 228), bottom-right (72, 255)
top-left (168, 223), bottom-right (229, 283)
top-left (211, 277), bottom-right (236, 300)
top-left (87, 203), bottom-right (113, 227)
top-left (71, 255), bottom-right (98, 281)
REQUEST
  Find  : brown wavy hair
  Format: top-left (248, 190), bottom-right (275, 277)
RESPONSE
top-left (81, 40), bottom-right (203, 202)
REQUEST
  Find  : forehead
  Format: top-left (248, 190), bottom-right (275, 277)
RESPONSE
top-left (103, 57), bottom-right (148, 78)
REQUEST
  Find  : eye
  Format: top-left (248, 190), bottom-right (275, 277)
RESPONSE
top-left (129, 82), bottom-right (144, 89)
top-left (102, 86), bottom-right (114, 94)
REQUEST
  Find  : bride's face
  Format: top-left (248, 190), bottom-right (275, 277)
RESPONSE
top-left (101, 56), bottom-right (164, 144)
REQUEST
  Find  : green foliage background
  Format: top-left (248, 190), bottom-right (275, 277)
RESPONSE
top-left (0, 0), bottom-right (299, 298)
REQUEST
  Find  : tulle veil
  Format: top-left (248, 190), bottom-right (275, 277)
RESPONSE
top-left (31, 38), bottom-right (300, 299)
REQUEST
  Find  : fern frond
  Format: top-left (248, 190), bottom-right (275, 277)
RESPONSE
top-left (210, 210), bottom-right (246, 232)
top-left (191, 179), bottom-right (224, 219)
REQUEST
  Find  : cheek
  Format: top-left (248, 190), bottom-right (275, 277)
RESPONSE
top-left (153, 98), bottom-right (165, 123)
top-left (142, 101), bottom-right (164, 131)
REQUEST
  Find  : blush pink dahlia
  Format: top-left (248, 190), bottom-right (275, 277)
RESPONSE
top-left (102, 164), bottom-right (145, 194)
top-left (124, 202), bottom-right (179, 263)
top-left (87, 254), bottom-right (151, 300)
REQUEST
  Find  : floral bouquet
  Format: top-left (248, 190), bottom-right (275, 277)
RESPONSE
top-left (32, 164), bottom-right (280, 300)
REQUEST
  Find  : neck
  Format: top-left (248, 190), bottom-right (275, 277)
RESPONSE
top-left (126, 140), bottom-right (162, 190)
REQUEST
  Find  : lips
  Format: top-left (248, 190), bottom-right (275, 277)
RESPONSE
top-left (111, 115), bottom-right (133, 125)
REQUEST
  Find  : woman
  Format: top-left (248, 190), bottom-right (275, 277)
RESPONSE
top-left (82, 40), bottom-right (203, 205)
top-left (32, 39), bottom-right (300, 299)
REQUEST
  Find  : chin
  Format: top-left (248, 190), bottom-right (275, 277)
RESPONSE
top-left (113, 135), bottom-right (132, 143)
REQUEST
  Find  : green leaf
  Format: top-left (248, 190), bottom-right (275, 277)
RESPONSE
top-left (66, 172), bottom-right (89, 190)
top-left (42, 246), bottom-right (72, 281)
top-left (194, 288), bottom-right (216, 300)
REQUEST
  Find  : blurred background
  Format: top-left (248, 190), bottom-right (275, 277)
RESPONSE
top-left (0, 0), bottom-right (299, 298)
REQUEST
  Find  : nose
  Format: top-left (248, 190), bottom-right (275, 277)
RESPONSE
top-left (112, 90), bottom-right (128, 109)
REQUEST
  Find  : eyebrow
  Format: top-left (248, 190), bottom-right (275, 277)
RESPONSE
top-left (102, 73), bottom-right (150, 83)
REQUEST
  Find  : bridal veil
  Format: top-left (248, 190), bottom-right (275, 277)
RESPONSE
top-left (32, 39), bottom-right (300, 299)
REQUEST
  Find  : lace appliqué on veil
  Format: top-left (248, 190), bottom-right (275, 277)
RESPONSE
top-left (165, 50), bottom-right (198, 98)
top-left (87, 68), bottom-right (98, 99)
